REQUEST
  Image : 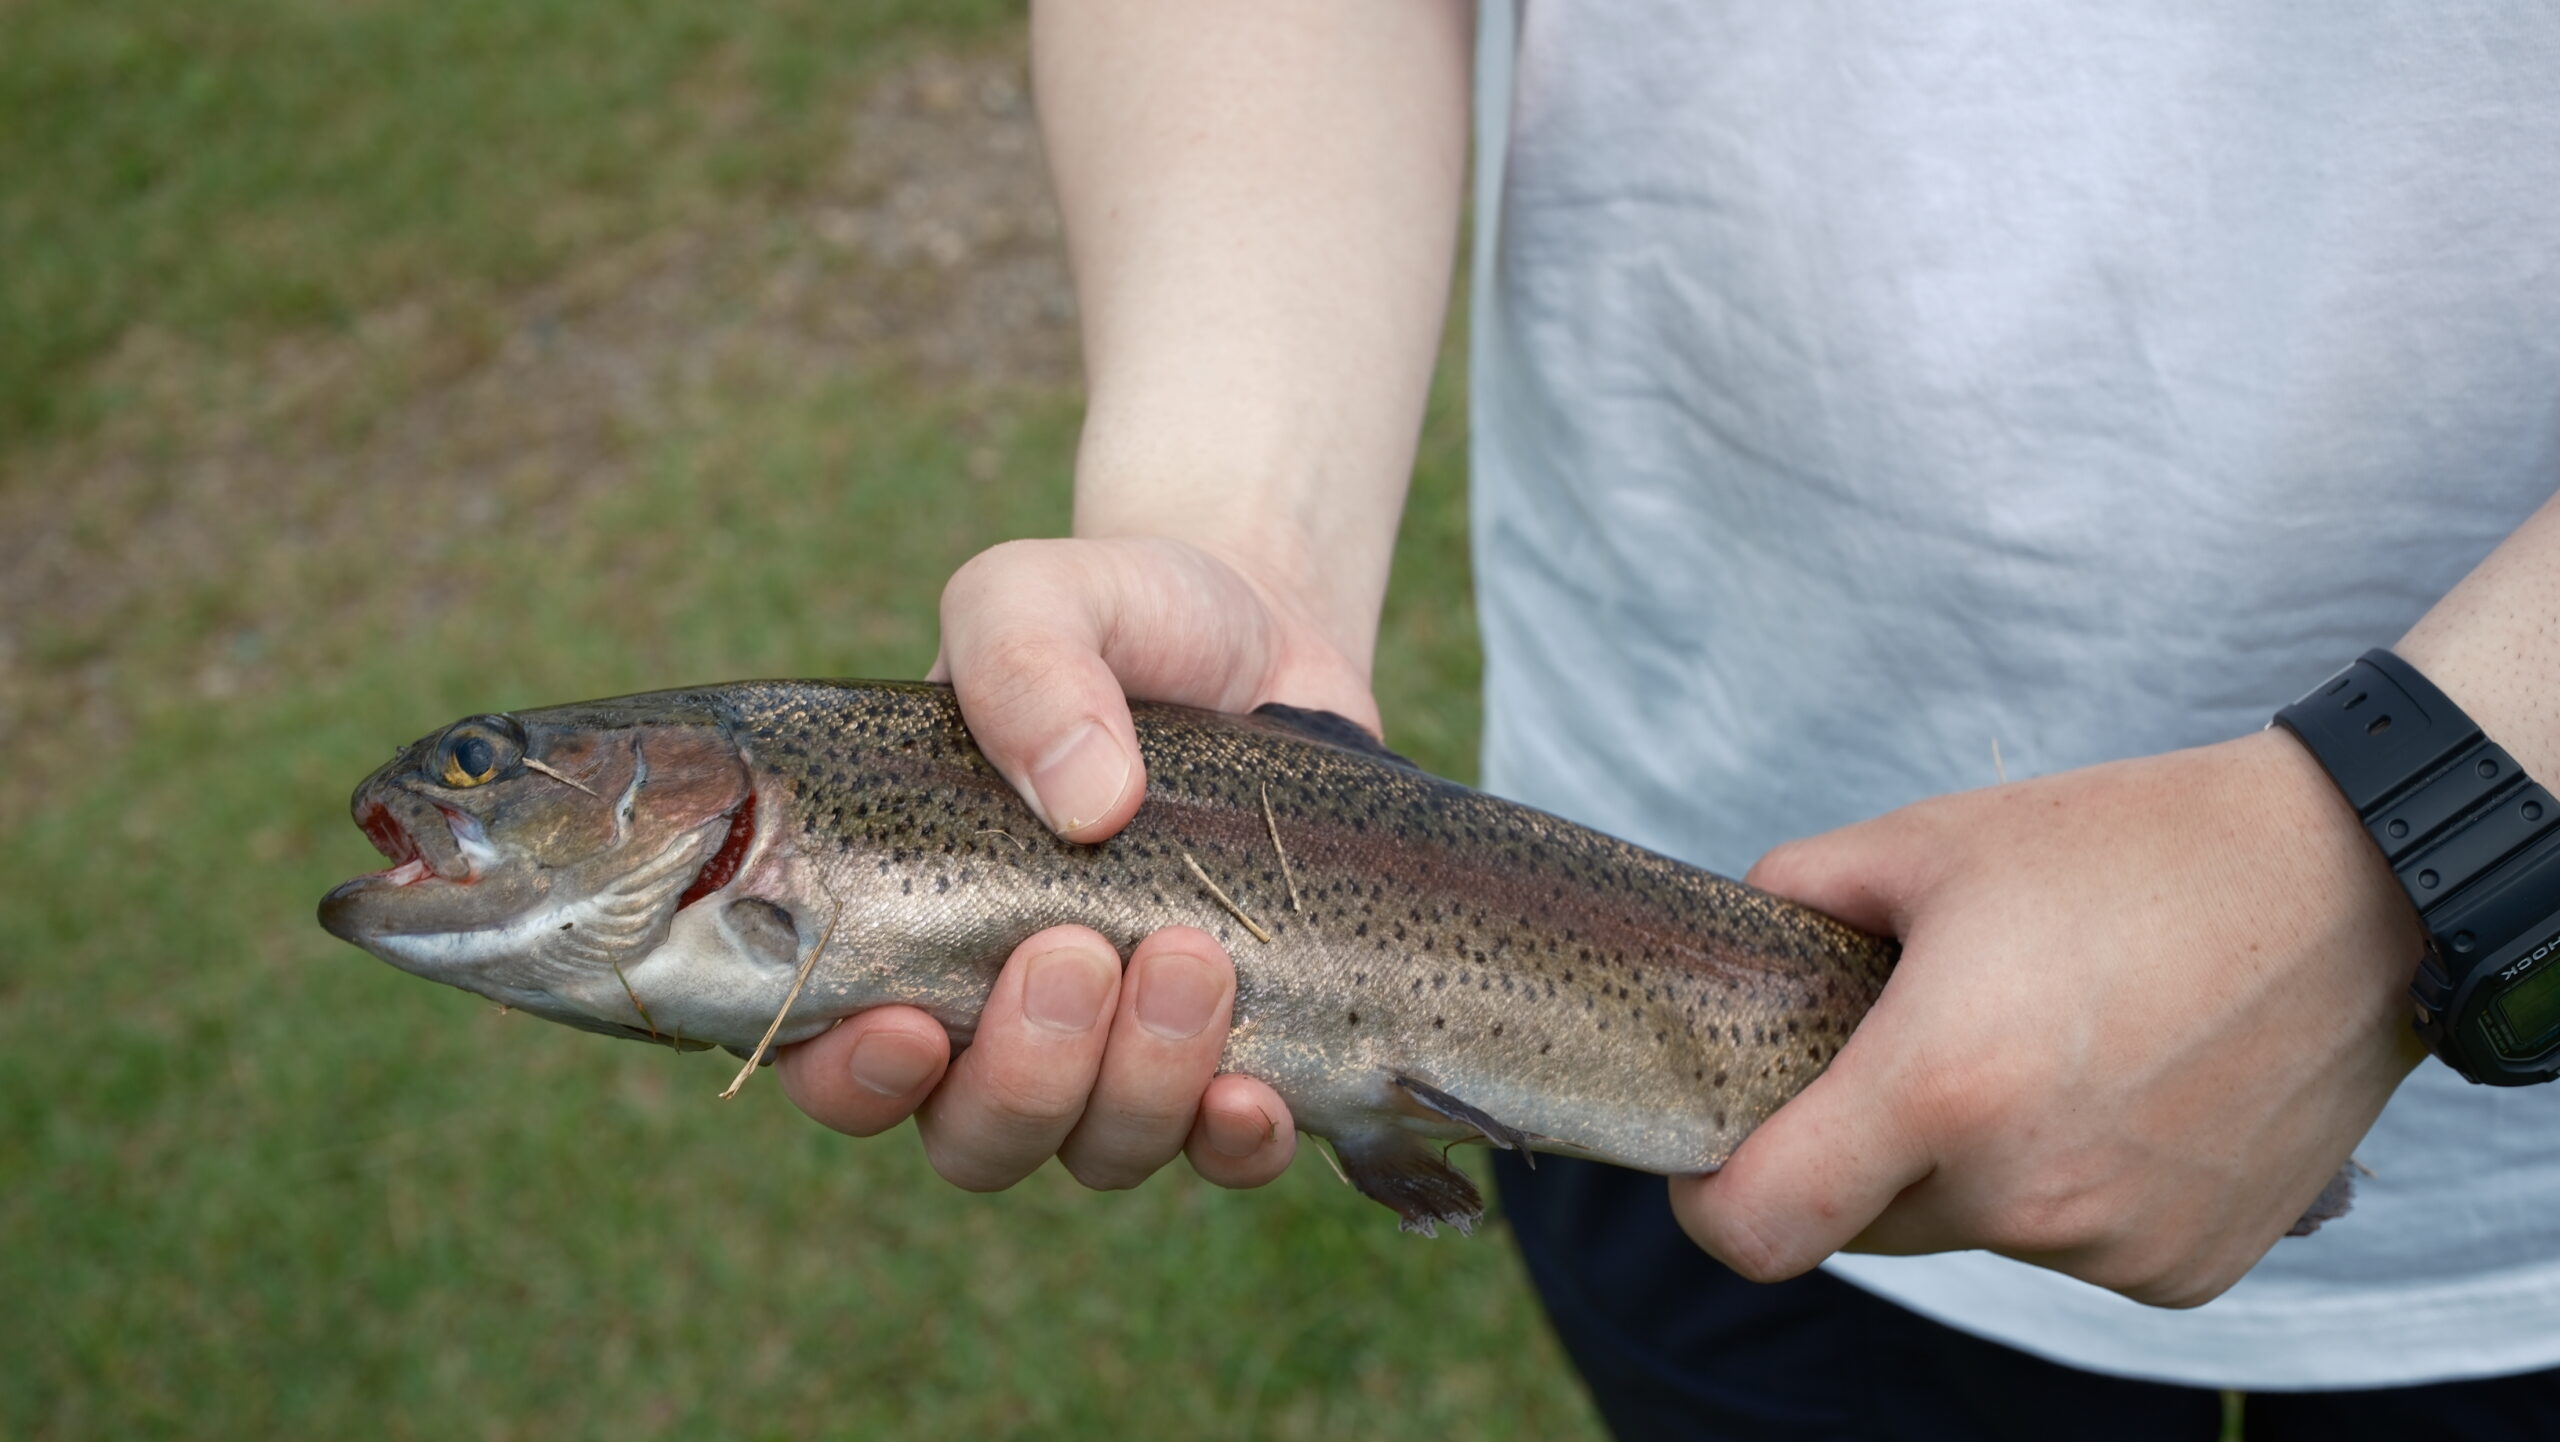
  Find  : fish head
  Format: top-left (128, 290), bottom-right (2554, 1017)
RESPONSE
top-left (318, 695), bottom-right (759, 1047)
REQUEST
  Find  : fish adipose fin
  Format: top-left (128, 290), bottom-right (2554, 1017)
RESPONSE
top-left (1330, 1127), bottom-right (1485, 1237)
top-left (1249, 703), bottom-right (1420, 771)
top-left (1390, 1073), bottom-right (1539, 1167)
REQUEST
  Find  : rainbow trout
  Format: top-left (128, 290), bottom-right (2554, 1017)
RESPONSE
top-left (320, 680), bottom-right (1896, 1233)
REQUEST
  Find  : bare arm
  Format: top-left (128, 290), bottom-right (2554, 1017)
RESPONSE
top-left (783, 2), bottom-right (1473, 1195)
top-left (2398, 495), bottom-right (2560, 778)
top-left (1688, 490), bottom-right (2560, 1306)
top-left (1043, 0), bottom-right (1470, 663)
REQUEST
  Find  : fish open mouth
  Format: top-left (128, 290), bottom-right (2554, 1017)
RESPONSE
top-left (354, 802), bottom-right (440, 887)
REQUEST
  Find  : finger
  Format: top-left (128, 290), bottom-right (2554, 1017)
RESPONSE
top-left (776, 1006), bottom-right (952, 1138)
top-left (1056, 927), bottom-right (1238, 1189)
top-left (1667, 1056), bottom-right (1933, 1283)
top-left (913, 925), bottom-right (1123, 1191)
top-left (1186, 1073), bottom-right (1297, 1188)
top-left (941, 544), bottom-right (1149, 842)
top-left (1744, 807), bottom-right (1949, 936)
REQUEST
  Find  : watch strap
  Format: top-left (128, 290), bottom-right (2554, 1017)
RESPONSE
top-left (2275, 649), bottom-right (2560, 1082)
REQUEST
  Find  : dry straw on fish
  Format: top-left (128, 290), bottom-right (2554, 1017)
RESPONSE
top-left (1260, 781), bottom-right (1303, 912)
top-left (611, 958), bottom-right (660, 1040)
top-left (1182, 851), bottom-right (1273, 944)
top-left (719, 886), bottom-right (845, 1098)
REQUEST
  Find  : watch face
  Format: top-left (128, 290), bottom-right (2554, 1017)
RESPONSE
top-left (2485, 959), bottom-right (2560, 1062)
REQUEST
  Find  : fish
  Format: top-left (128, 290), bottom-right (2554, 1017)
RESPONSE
top-left (318, 678), bottom-right (1903, 1235)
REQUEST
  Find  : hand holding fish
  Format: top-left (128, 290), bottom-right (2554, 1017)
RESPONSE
top-left (780, 534), bottom-right (1380, 1194)
top-left (1675, 729), bottom-right (2426, 1308)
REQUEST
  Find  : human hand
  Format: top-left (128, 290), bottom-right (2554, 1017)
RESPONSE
top-left (1671, 728), bottom-right (2429, 1307)
top-left (780, 535), bottom-right (1382, 1193)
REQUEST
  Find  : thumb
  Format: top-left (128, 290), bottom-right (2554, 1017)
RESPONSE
top-left (939, 541), bottom-right (1153, 843)
top-left (1671, 1053), bottom-right (1933, 1281)
top-left (1744, 805), bottom-right (1949, 937)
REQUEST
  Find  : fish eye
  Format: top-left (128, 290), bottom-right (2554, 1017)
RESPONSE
top-left (436, 720), bottom-right (520, 788)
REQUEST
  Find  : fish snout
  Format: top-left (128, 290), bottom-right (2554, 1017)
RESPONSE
top-left (352, 785), bottom-right (470, 882)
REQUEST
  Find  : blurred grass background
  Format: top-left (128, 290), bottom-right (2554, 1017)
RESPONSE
top-left (0, 3), bottom-right (1600, 1438)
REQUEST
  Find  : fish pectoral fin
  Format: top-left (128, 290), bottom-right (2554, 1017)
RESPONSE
top-left (1388, 1073), bottom-right (1542, 1168)
top-left (1329, 1126), bottom-right (1485, 1238)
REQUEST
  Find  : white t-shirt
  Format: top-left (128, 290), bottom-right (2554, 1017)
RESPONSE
top-left (1471, 1), bottom-right (2560, 1389)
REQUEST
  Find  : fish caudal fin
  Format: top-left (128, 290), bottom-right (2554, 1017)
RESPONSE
top-left (1330, 1128), bottom-right (1485, 1237)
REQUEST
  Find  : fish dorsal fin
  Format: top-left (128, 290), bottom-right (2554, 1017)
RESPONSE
top-left (1250, 702), bottom-right (1419, 770)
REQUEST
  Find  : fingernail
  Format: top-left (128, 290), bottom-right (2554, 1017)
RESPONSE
top-left (1205, 1104), bottom-right (1274, 1158)
top-left (1024, 947), bottom-right (1114, 1032)
top-left (1029, 722), bottom-right (1131, 836)
top-left (848, 1031), bottom-right (939, 1097)
top-left (1135, 951), bottom-right (1225, 1040)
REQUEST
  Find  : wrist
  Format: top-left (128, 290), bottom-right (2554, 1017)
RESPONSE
top-left (2227, 727), bottom-right (2431, 1028)
top-left (2274, 648), bottom-right (2560, 1082)
top-left (1068, 466), bottom-right (1397, 686)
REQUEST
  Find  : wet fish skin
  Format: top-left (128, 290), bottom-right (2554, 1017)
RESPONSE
top-left (321, 680), bottom-right (1899, 1233)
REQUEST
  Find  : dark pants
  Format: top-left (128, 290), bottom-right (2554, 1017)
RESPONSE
top-left (1493, 1153), bottom-right (2560, 1441)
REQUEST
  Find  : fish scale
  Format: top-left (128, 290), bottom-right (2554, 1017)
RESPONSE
top-left (321, 678), bottom-right (1900, 1233)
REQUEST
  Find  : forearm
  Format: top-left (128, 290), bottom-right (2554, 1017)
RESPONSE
top-left (2396, 491), bottom-right (2560, 780)
top-left (1032, 0), bottom-right (1472, 668)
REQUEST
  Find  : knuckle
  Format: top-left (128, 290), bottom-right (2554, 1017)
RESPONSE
top-left (942, 538), bottom-right (1057, 613)
top-left (1100, 1092), bottom-right (1202, 1140)
top-left (809, 1103), bottom-right (905, 1140)
top-left (1683, 1200), bottom-right (1796, 1283)
top-left (1746, 838), bottom-right (1821, 893)
top-left (2077, 1245), bottom-right (2189, 1305)
top-left (1981, 1161), bottom-right (2117, 1256)
top-left (973, 1065), bottom-right (1091, 1132)
top-left (1908, 1051), bottom-right (2050, 1149)
top-left (1058, 1143), bottom-right (1164, 1193)
top-left (1718, 1229), bottom-right (1797, 1285)
top-left (918, 1136), bottom-right (1032, 1194)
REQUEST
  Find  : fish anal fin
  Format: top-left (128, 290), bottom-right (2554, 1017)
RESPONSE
top-left (1248, 703), bottom-right (1420, 770)
top-left (1330, 1127), bottom-right (1485, 1237)
top-left (1389, 1073), bottom-right (1540, 1168)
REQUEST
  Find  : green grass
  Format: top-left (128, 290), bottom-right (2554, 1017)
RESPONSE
top-left (1, 365), bottom-right (1584, 1441)
top-left (0, 7), bottom-right (1593, 1436)
top-left (0, 0), bottom-right (1009, 449)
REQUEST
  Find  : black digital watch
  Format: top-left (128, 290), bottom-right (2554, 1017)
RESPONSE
top-left (2275, 649), bottom-right (2560, 1086)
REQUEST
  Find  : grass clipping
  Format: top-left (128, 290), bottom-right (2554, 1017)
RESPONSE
top-left (719, 888), bottom-right (843, 1099)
